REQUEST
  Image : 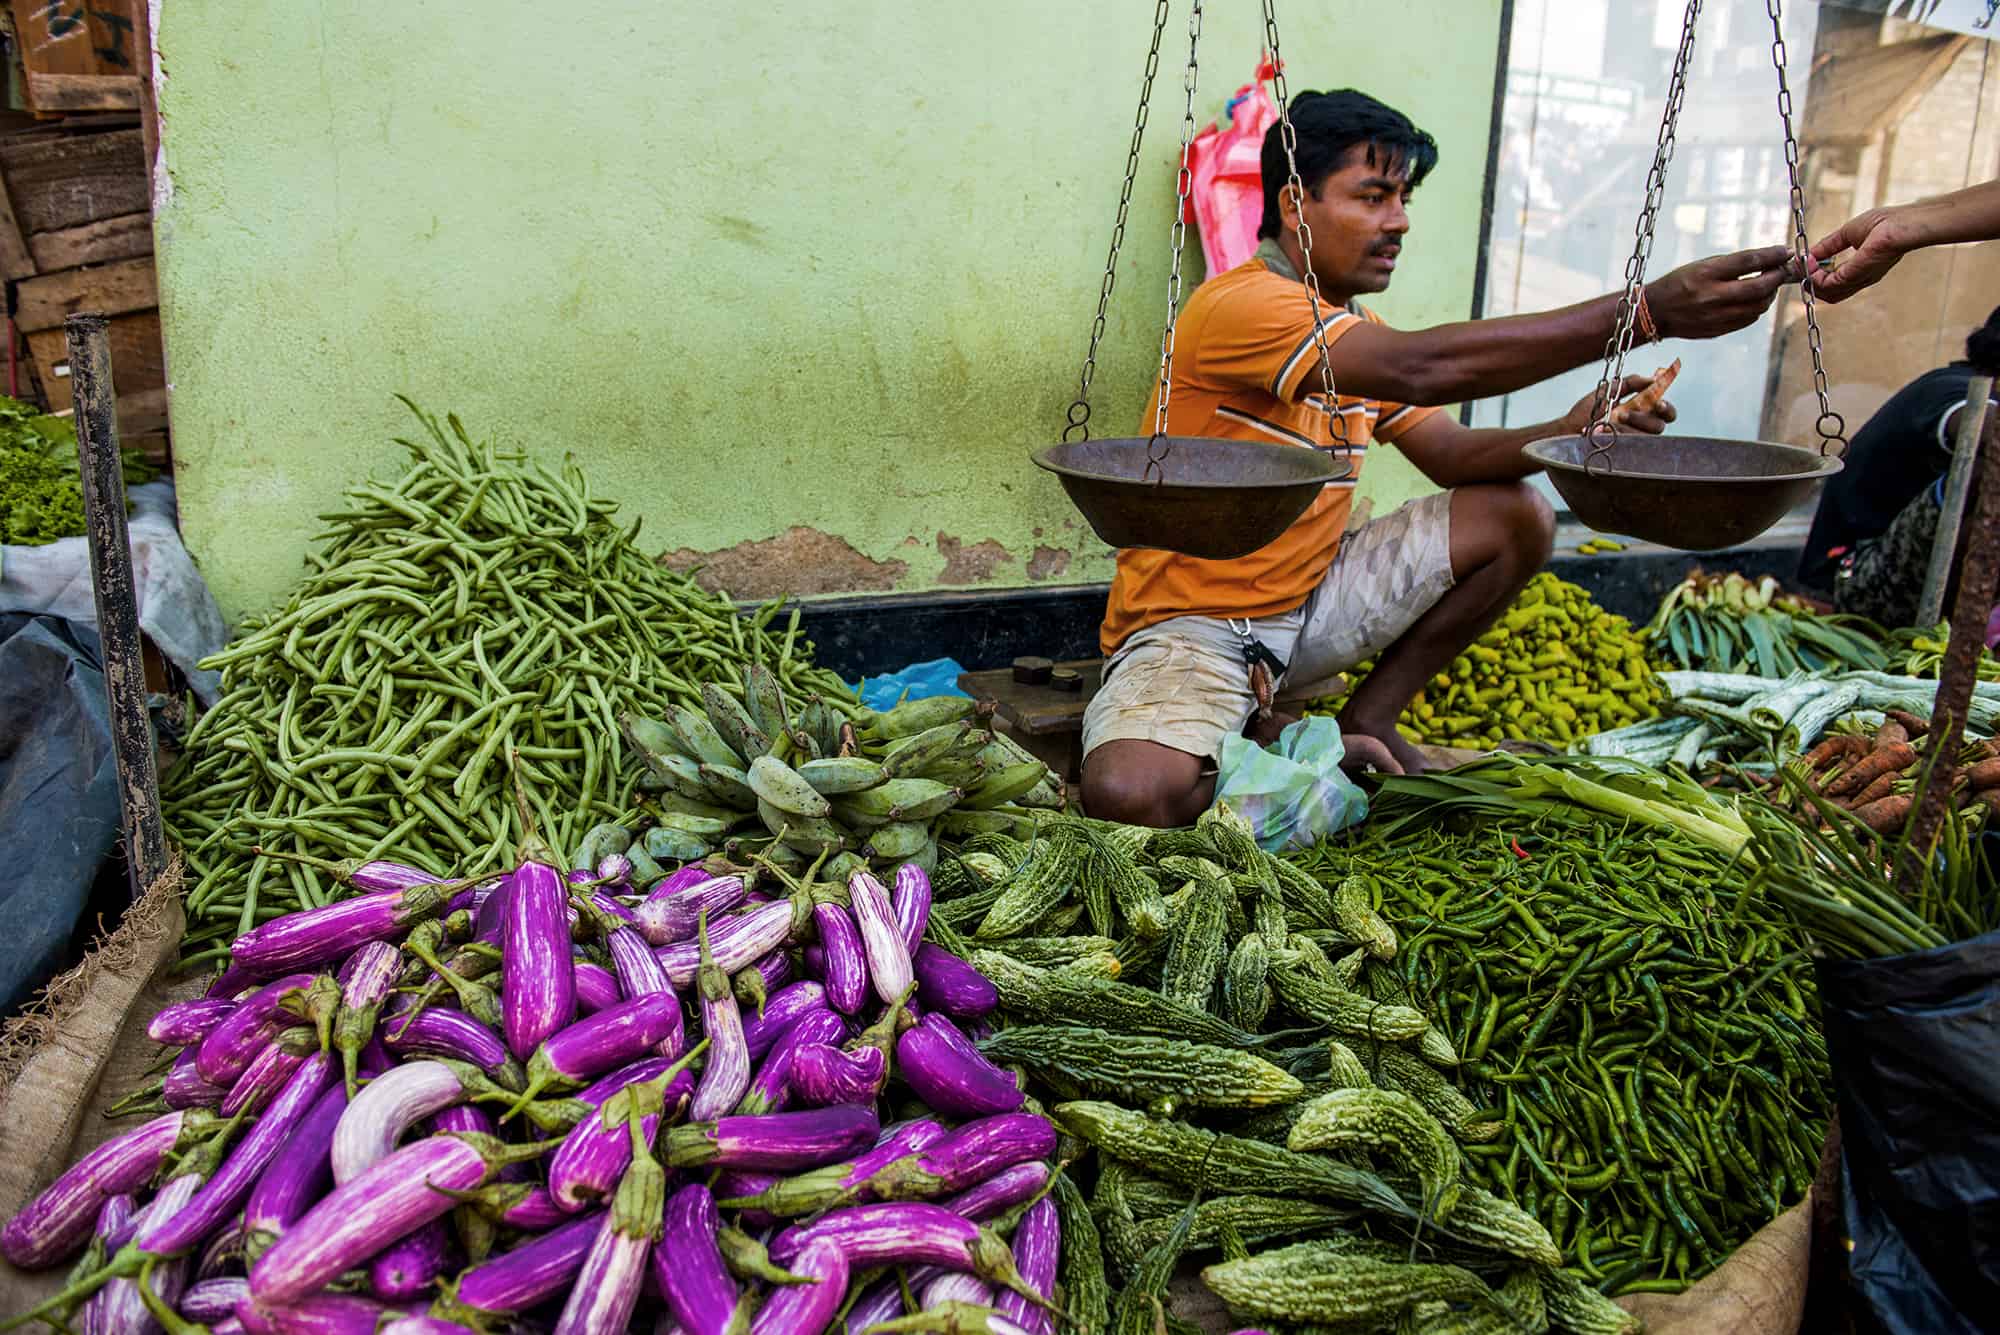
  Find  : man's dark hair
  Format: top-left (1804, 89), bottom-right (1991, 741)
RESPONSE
top-left (1257, 89), bottom-right (1440, 240)
top-left (1967, 305), bottom-right (2000, 372)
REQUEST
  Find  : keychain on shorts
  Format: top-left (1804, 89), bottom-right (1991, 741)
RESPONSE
top-left (1228, 617), bottom-right (1288, 727)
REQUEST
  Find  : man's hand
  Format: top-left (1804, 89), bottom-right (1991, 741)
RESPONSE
top-left (1643, 245), bottom-right (1792, 340)
top-left (1338, 732), bottom-right (1404, 777)
top-left (1806, 207), bottom-right (1911, 304)
top-left (1558, 372), bottom-right (1678, 437)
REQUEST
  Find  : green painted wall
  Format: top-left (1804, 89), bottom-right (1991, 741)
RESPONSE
top-left (155, 2), bottom-right (1502, 624)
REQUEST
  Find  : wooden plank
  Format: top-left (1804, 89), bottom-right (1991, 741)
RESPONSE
top-left (958, 659), bottom-right (1104, 736)
top-left (12, 1), bottom-right (143, 79)
top-left (0, 128), bottom-right (146, 233)
top-left (25, 73), bottom-right (141, 114)
top-left (24, 308), bottom-right (164, 417)
top-left (26, 212), bottom-right (151, 270)
top-left (15, 254), bottom-right (156, 331)
top-left (0, 165), bottom-right (37, 280)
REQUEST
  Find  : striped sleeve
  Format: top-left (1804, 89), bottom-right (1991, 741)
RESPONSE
top-left (1194, 271), bottom-right (1364, 403)
top-left (1371, 401), bottom-right (1445, 442)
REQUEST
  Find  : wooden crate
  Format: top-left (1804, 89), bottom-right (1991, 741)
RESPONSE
top-left (11, 0), bottom-right (144, 116)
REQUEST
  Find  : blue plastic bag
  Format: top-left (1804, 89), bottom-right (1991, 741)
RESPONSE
top-left (1214, 715), bottom-right (1369, 852)
top-left (857, 658), bottom-right (970, 713)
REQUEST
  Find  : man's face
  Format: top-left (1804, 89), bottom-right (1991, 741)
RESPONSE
top-left (1284, 145), bottom-right (1414, 299)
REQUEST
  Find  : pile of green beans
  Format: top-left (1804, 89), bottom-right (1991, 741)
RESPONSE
top-left (1292, 812), bottom-right (1830, 1296)
top-left (163, 403), bottom-right (853, 966)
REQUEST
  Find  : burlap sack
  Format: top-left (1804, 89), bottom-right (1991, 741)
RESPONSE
top-left (0, 857), bottom-right (205, 1318)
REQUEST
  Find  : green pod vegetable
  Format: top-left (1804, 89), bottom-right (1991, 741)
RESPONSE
top-left (1287, 1087), bottom-right (1462, 1216)
top-left (1269, 962), bottom-right (1428, 1041)
top-left (977, 1025), bottom-right (1304, 1108)
top-left (1201, 1244), bottom-right (1488, 1326)
top-left (1220, 933), bottom-right (1273, 1033)
top-left (1158, 859), bottom-right (1232, 1014)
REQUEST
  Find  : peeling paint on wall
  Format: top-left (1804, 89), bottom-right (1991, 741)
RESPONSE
top-left (935, 532), bottom-right (1016, 585)
top-left (1026, 545), bottom-right (1072, 580)
top-left (660, 526), bottom-right (908, 598)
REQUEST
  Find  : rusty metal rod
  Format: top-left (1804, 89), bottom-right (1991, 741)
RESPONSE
top-left (67, 311), bottom-right (166, 902)
top-left (1917, 373), bottom-right (1992, 629)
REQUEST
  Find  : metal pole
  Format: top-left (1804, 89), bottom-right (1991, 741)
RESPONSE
top-left (67, 311), bottom-right (166, 902)
top-left (1916, 373), bottom-right (1992, 628)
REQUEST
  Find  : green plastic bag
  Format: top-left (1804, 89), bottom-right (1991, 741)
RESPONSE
top-left (1214, 716), bottom-right (1369, 852)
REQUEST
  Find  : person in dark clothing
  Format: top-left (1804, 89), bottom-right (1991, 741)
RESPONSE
top-left (1798, 307), bottom-right (2000, 625)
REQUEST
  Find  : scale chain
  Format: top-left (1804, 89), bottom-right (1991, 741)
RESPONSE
top-left (1262, 0), bottom-right (1352, 466)
top-left (1585, 0), bottom-right (1700, 476)
top-left (1768, 0), bottom-right (1846, 454)
top-left (1063, 0), bottom-right (1172, 445)
top-left (1146, 0), bottom-right (1205, 482)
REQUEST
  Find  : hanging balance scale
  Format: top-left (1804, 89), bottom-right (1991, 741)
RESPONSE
top-left (1039, 0), bottom-right (1843, 558)
top-left (1035, 0), bottom-right (1354, 562)
top-left (1522, 0), bottom-right (1844, 550)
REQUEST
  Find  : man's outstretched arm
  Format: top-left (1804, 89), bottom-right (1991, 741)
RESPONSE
top-left (1306, 246), bottom-right (1790, 408)
top-left (1388, 374), bottom-right (1678, 490)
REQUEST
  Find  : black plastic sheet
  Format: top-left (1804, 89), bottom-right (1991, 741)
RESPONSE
top-left (0, 613), bottom-right (117, 1012)
top-left (1819, 930), bottom-right (2000, 1335)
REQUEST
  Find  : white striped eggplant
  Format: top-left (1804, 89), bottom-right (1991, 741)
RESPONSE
top-left (0, 1110), bottom-right (217, 1268)
top-left (742, 981), bottom-right (827, 1061)
top-left (688, 914), bottom-right (749, 1123)
top-left (180, 1275), bottom-right (250, 1321)
top-left (441, 1181), bottom-right (571, 1233)
top-left (864, 1112), bottom-right (1057, 1203)
top-left (228, 874), bottom-right (456, 973)
top-left (147, 998), bottom-right (236, 1047)
top-left (633, 873), bottom-right (748, 947)
top-left (897, 1012), bottom-right (1023, 1118)
top-left (436, 1208), bottom-right (603, 1318)
top-left (244, 1082), bottom-right (346, 1253)
top-left (749, 1234), bottom-right (849, 1335)
top-left (813, 902), bottom-right (868, 1015)
top-left (547, 1045), bottom-right (701, 1212)
top-left (572, 959), bottom-right (621, 1015)
top-left (247, 1132), bottom-right (550, 1306)
top-left (380, 1318), bottom-right (479, 1335)
top-left (843, 1277), bottom-right (907, 1333)
top-left (512, 1048), bottom-right (681, 1137)
top-left (911, 944), bottom-right (999, 1021)
top-left (766, 1201), bottom-right (1047, 1308)
top-left (332, 1059), bottom-right (491, 1184)
top-left (553, 1099), bottom-right (665, 1335)
top-left (234, 1291), bottom-right (392, 1334)
top-left (847, 870), bottom-right (914, 1006)
top-left (81, 1178), bottom-right (197, 1335)
top-left (221, 1032), bottom-right (316, 1118)
top-left (668, 1102), bottom-right (880, 1175)
top-left (501, 853), bottom-right (576, 1060)
top-left (654, 899), bottom-right (797, 987)
top-left (66, 1194), bottom-right (134, 1331)
top-left (595, 852), bottom-right (634, 886)
top-left (502, 991), bottom-right (686, 1116)
top-left (943, 1161), bottom-right (1051, 1223)
top-left (864, 1300), bottom-right (1032, 1335)
top-left (606, 925), bottom-right (686, 1059)
top-left (332, 941), bottom-right (401, 1096)
top-left (403, 928), bottom-right (506, 1034)
top-left (196, 973), bottom-right (317, 1087)
top-left (736, 1007), bottom-right (846, 1117)
top-left (892, 862), bottom-right (933, 953)
top-left (381, 1009), bottom-right (525, 1091)
top-left (367, 1218), bottom-right (450, 1301)
top-left (922, 1270), bottom-right (997, 1309)
top-left (165, 1049), bottom-right (228, 1111)
top-left (715, 1117), bottom-right (949, 1217)
top-left (789, 1042), bottom-right (885, 1108)
top-left (654, 1184), bottom-right (747, 1335)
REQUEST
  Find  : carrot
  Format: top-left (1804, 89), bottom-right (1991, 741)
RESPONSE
top-left (1962, 758), bottom-right (2000, 792)
top-left (1802, 735), bottom-right (1867, 774)
top-left (1884, 710), bottom-right (1930, 740)
top-left (1853, 794), bottom-right (1915, 834)
top-left (1872, 722), bottom-right (1909, 752)
top-left (1844, 770), bottom-right (1904, 810)
top-left (1824, 743), bottom-right (1918, 799)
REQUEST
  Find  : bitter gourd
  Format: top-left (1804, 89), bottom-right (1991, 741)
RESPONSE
top-left (1288, 1087), bottom-right (1463, 1216)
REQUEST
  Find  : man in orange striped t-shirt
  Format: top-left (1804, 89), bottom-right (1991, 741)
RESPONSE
top-left (1082, 90), bottom-right (1797, 827)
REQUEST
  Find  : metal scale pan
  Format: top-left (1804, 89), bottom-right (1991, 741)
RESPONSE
top-left (1524, 434), bottom-right (1842, 552)
top-left (1034, 436), bottom-right (1346, 561)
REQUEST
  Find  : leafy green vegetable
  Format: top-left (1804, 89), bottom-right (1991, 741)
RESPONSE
top-left (0, 394), bottom-right (156, 547)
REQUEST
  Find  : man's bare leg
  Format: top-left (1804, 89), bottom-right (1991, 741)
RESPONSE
top-left (1080, 740), bottom-right (1213, 828)
top-left (1337, 481), bottom-right (1555, 774)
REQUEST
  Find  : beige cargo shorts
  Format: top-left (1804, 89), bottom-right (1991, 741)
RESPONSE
top-left (1082, 490), bottom-right (1455, 764)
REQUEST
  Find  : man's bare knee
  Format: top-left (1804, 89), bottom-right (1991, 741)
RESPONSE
top-left (1081, 743), bottom-right (1208, 828)
top-left (1451, 481), bottom-right (1556, 578)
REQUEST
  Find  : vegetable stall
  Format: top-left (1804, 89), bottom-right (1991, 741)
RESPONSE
top-left (1, 413), bottom-right (1995, 1333)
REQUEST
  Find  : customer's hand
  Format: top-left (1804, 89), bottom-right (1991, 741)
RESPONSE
top-left (1806, 206), bottom-right (1914, 304)
top-left (1643, 245), bottom-right (1792, 340)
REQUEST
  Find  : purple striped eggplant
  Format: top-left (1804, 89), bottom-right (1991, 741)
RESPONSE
top-left (847, 869), bottom-right (913, 1005)
top-left (515, 1050), bottom-right (679, 1136)
top-left (813, 902), bottom-right (868, 1015)
top-left (654, 899), bottom-right (796, 987)
top-left (501, 854), bottom-right (576, 1061)
top-left (367, 1218), bottom-right (450, 1300)
top-left (66, 1193), bottom-right (135, 1330)
top-left (379, 1320), bottom-right (477, 1335)
top-left (235, 1291), bottom-right (391, 1334)
top-left (743, 981), bottom-right (827, 1061)
top-left (710, 1168), bottom-right (780, 1229)
top-left (427, 1103), bottom-right (495, 1137)
top-left (688, 915), bottom-right (749, 1123)
top-left (443, 1208), bottom-right (602, 1316)
top-left (472, 871), bottom-right (510, 945)
top-left (180, 1275), bottom-right (251, 1321)
top-left (83, 1179), bottom-right (196, 1335)
top-left (788, 1042), bottom-right (884, 1108)
top-left (595, 852), bottom-right (634, 886)
top-left (912, 943), bottom-right (999, 1020)
top-left (715, 1117), bottom-right (949, 1217)
top-left (404, 929), bottom-right (506, 1034)
top-left (843, 1276), bottom-right (908, 1332)
top-left (896, 1012), bottom-right (1023, 1118)
top-left (554, 1098), bottom-right (665, 1335)
top-left (332, 1059), bottom-right (486, 1183)
top-left (165, 1048), bottom-right (227, 1111)
top-left (148, 998), bottom-right (237, 1047)
top-left (503, 991), bottom-right (686, 1115)
top-left (866, 1112), bottom-right (1058, 1203)
top-left (994, 1194), bottom-right (1059, 1335)
top-left (221, 1035), bottom-right (313, 1118)
top-left (261, 851), bottom-right (439, 895)
top-left (943, 1160), bottom-right (1051, 1222)
top-left (572, 959), bottom-right (621, 1015)
top-left (248, 1132), bottom-right (549, 1306)
top-left (196, 973), bottom-right (316, 1087)
top-left (633, 873), bottom-right (747, 946)
top-left (229, 877), bottom-right (455, 974)
top-left (803, 944), bottom-right (827, 979)
top-left (767, 1201), bottom-right (1045, 1306)
top-left (750, 1234), bottom-right (849, 1335)
top-left (654, 1184), bottom-right (746, 1335)
top-left (737, 1006), bottom-right (845, 1117)
top-left (892, 862), bottom-right (933, 953)
top-left (380, 1008), bottom-right (524, 1090)
top-left (441, 1181), bottom-right (571, 1232)
top-left (1, 1109), bottom-right (215, 1268)
top-left (744, 947), bottom-right (793, 996)
top-left (667, 1104), bottom-right (880, 1172)
top-left (607, 926), bottom-right (686, 1058)
top-left (922, 1270), bottom-right (997, 1309)
top-left (548, 1050), bottom-right (699, 1212)
top-left (332, 941), bottom-right (401, 1096)
top-left (244, 1083), bottom-right (346, 1250)
top-left (195, 1217), bottom-right (248, 1280)
top-left (205, 958), bottom-right (269, 1001)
